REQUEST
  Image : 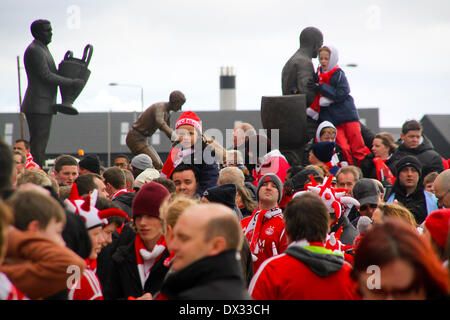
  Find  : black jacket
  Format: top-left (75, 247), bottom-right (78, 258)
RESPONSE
top-left (113, 192), bottom-right (136, 219)
top-left (97, 223), bottom-right (136, 299)
top-left (107, 235), bottom-right (170, 300)
top-left (386, 182), bottom-right (428, 225)
top-left (360, 153), bottom-right (396, 182)
top-left (391, 136), bottom-right (444, 177)
top-left (158, 250), bottom-right (251, 300)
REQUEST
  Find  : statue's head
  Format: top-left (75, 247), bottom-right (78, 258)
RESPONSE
top-left (30, 19), bottom-right (52, 45)
top-left (169, 90), bottom-right (186, 111)
top-left (299, 27), bottom-right (323, 58)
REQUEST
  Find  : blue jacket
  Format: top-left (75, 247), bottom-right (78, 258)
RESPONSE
top-left (318, 68), bottom-right (359, 126)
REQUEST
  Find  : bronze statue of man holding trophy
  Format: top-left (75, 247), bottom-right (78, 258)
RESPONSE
top-left (22, 19), bottom-right (92, 167)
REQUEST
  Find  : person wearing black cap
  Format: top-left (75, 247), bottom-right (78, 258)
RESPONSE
top-left (78, 154), bottom-right (101, 175)
top-left (202, 184), bottom-right (243, 220)
top-left (385, 155), bottom-right (438, 224)
top-left (351, 178), bottom-right (381, 227)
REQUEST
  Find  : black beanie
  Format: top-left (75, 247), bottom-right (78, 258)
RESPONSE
top-left (79, 154), bottom-right (101, 174)
top-left (395, 155), bottom-right (422, 177)
top-left (203, 184), bottom-right (237, 209)
top-left (311, 141), bottom-right (335, 163)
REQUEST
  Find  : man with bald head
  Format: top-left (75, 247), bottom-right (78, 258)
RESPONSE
top-left (157, 203), bottom-right (251, 300)
top-left (434, 170), bottom-right (450, 208)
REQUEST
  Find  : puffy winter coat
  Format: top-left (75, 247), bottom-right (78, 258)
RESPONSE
top-left (318, 68), bottom-right (359, 126)
top-left (390, 136), bottom-right (444, 177)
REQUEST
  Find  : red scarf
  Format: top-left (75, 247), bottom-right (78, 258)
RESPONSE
top-left (134, 234), bottom-right (167, 289)
top-left (373, 157), bottom-right (396, 185)
top-left (244, 207), bottom-right (282, 253)
top-left (307, 65), bottom-right (339, 120)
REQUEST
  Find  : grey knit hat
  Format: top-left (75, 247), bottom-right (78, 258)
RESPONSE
top-left (256, 173), bottom-right (283, 203)
top-left (131, 154), bottom-right (153, 170)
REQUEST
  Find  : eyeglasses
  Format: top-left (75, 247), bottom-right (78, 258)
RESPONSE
top-left (360, 203), bottom-right (378, 211)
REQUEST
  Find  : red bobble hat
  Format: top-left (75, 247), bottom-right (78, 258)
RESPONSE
top-left (132, 181), bottom-right (170, 219)
top-left (175, 111), bottom-right (202, 132)
top-left (424, 209), bottom-right (450, 248)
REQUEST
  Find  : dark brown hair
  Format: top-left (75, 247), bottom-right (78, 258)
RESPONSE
top-left (103, 167), bottom-right (126, 189)
top-left (284, 193), bottom-right (329, 243)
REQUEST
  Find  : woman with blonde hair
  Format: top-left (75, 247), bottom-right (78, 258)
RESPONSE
top-left (371, 202), bottom-right (418, 229)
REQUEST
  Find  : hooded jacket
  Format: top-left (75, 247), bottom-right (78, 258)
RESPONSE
top-left (303, 120), bottom-right (347, 168)
top-left (157, 250), bottom-right (251, 300)
top-left (391, 135), bottom-right (444, 177)
top-left (385, 155), bottom-right (438, 224)
top-left (317, 46), bottom-right (359, 126)
top-left (113, 191), bottom-right (136, 219)
top-left (249, 240), bottom-right (357, 300)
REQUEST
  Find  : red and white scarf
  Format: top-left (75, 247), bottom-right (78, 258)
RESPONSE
top-left (244, 207), bottom-right (283, 253)
top-left (307, 65), bottom-right (340, 120)
top-left (160, 147), bottom-right (195, 179)
top-left (109, 188), bottom-right (129, 200)
top-left (25, 153), bottom-right (41, 170)
top-left (135, 234), bottom-right (167, 289)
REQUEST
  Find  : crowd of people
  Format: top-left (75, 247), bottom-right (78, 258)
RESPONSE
top-left (0, 107), bottom-right (449, 301)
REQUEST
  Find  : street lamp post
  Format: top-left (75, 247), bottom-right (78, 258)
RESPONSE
top-left (108, 82), bottom-right (144, 112)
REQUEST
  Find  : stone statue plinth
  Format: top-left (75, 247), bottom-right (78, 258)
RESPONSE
top-left (261, 94), bottom-right (307, 166)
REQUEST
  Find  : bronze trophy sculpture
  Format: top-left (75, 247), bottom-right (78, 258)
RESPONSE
top-left (21, 19), bottom-right (86, 167)
top-left (126, 91), bottom-right (186, 170)
top-left (53, 44), bottom-right (93, 115)
top-left (261, 27), bottom-right (323, 166)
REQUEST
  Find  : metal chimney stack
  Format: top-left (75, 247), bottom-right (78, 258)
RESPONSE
top-left (220, 66), bottom-right (236, 110)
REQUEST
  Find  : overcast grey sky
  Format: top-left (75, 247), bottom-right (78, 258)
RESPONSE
top-left (1, 0), bottom-right (449, 128)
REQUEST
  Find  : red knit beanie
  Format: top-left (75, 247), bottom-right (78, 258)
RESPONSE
top-left (424, 209), bottom-right (450, 248)
top-left (175, 111), bottom-right (202, 132)
top-left (132, 181), bottom-right (170, 219)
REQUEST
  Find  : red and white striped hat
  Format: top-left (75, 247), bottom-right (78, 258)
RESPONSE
top-left (175, 111), bottom-right (202, 132)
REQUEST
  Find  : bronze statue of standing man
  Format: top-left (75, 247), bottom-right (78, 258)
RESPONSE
top-left (281, 27), bottom-right (324, 143)
top-left (126, 91), bottom-right (186, 170)
top-left (22, 19), bottom-right (84, 167)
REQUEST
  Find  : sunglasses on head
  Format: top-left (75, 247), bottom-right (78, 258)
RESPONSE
top-left (360, 203), bottom-right (378, 211)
